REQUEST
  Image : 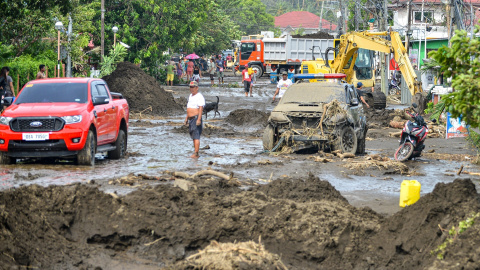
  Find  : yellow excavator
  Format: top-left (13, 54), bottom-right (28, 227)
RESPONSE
top-left (301, 30), bottom-right (424, 109)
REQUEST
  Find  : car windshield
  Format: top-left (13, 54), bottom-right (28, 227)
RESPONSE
top-left (15, 83), bottom-right (88, 104)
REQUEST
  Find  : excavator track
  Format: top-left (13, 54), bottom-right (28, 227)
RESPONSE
top-left (365, 91), bottom-right (387, 109)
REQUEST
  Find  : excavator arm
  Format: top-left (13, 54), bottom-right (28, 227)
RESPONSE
top-left (331, 30), bottom-right (423, 97)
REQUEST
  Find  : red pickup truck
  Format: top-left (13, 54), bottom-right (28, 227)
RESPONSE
top-left (0, 78), bottom-right (129, 165)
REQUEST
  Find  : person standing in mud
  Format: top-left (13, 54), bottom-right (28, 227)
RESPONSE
top-left (184, 81), bottom-right (205, 158)
top-left (215, 56), bottom-right (224, 85)
top-left (208, 58), bottom-right (216, 86)
top-left (36, 64), bottom-right (46, 79)
top-left (0, 67), bottom-right (14, 98)
top-left (186, 59), bottom-right (194, 81)
top-left (165, 60), bottom-right (175, 86)
top-left (272, 71), bottom-right (292, 102)
top-left (356, 82), bottom-right (370, 108)
top-left (242, 64), bottom-right (252, 97)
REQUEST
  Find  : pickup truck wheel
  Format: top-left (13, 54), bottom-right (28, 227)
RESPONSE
top-left (0, 152), bottom-right (15, 165)
top-left (108, 129), bottom-right (127, 159)
top-left (334, 126), bottom-right (358, 154)
top-left (77, 131), bottom-right (96, 166)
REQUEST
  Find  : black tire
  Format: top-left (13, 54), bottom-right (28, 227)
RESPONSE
top-left (108, 129), bottom-right (127, 159)
top-left (395, 142), bottom-right (414, 161)
top-left (263, 125), bottom-right (275, 150)
top-left (356, 129), bottom-right (367, 154)
top-left (334, 126), bottom-right (358, 154)
top-left (251, 64), bottom-right (263, 77)
top-left (77, 130), bottom-right (96, 166)
top-left (0, 151), bottom-right (15, 165)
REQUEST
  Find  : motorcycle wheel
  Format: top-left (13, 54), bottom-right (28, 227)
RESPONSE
top-left (395, 142), bottom-right (414, 162)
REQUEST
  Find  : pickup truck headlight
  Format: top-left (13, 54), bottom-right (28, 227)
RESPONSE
top-left (0, 117), bottom-right (13, 125)
top-left (61, 115), bottom-right (82, 124)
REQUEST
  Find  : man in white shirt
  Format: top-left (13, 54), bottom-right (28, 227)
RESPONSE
top-left (184, 81), bottom-right (205, 158)
top-left (272, 71), bottom-right (293, 102)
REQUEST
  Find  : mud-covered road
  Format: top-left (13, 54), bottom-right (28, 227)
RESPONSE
top-left (1, 70), bottom-right (480, 269)
top-left (0, 72), bottom-right (478, 215)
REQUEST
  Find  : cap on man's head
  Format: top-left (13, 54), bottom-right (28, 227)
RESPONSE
top-left (189, 81), bottom-right (198, 87)
top-left (244, 64), bottom-right (249, 67)
top-left (281, 71), bottom-right (288, 75)
top-left (357, 82), bottom-right (363, 88)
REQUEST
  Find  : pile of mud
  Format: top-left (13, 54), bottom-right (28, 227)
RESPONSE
top-left (366, 108), bottom-right (397, 126)
top-left (225, 109), bottom-right (269, 126)
top-left (103, 62), bottom-right (183, 116)
top-left (291, 31), bottom-right (334, 39)
top-left (0, 177), bottom-right (479, 269)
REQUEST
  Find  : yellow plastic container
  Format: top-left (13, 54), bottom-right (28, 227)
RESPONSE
top-left (399, 180), bottom-right (421, 207)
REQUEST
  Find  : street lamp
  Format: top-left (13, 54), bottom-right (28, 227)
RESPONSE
top-left (112, 26), bottom-right (118, 49)
top-left (55, 21), bottom-right (64, 77)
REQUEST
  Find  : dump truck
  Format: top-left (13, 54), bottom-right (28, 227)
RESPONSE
top-left (239, 33), bottom-right (334, 77)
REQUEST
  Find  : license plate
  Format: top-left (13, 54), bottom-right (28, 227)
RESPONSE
top-left (22, 133), bottom-right (49, 141)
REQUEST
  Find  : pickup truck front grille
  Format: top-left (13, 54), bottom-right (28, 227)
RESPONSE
top-left (10, 117), bottom-right (65, 132)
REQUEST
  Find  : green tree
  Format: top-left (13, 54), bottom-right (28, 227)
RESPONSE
top-left (183, 6), bottom-right (242, 54)
top-left (429, 28), bottom-right (480, 128)
top-left (0, 0), bottom-right (74, 56)
top-left (217, 0), bottom-right (275, 35)
top-left (101, 0), bottom-right (210, 74)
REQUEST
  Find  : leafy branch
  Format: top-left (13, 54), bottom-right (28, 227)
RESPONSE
top-left (432, 212), bottom-right (480, 260)
top-left (99, 44), bottom-right (127, 77)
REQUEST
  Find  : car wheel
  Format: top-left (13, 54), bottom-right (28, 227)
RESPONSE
top-left (263, 125), bottom-right (276, 151)
top-left (334, 126), bottom-right (358, 154)
top-left (108, 129), bottom-right (127, 159)
top-left (251, 64), bottom-right (263, 77)
top-left (0, 151), bottom-right (15, 165)
top-left (77, 130), bottom-right (96, 166)
top-left (356, 129), bottom-right (367, 154)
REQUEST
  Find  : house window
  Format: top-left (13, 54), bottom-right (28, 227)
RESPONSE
top-left (414, 11), bottom-right (433, 23)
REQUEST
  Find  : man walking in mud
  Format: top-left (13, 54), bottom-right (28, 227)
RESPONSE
top-left (272, 71), bottom-right (292, 102)
top-left (184, 81), bottom-right (205, 158)
top-left (208, 58), bottom-right (215, 86)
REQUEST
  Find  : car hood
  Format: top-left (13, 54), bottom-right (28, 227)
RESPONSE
top-left (4, 103), bottom-right (88, 117)
top-left (272, 103), bottom-right (325, 113)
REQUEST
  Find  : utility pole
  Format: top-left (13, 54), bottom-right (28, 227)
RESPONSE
top-left (101, 0), bottom-right (105, 61)
top-left (446, 0), bottom-right (452, 43)
top-left (354, 0), bottom-right (358, 31)
top-left (319, 1), bottom-right (324, 31)
top-left (380, 0), bottom-right (388, 95)
top-left (67, 15), bottom-right (72, 78)
top-left (405, 0), bottom-right (412, 53)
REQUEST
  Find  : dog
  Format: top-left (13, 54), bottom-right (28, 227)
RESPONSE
top-left (203, 96), bottom-right (220, 119)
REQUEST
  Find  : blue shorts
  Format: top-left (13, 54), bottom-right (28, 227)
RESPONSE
top-left (188, 116), bottom-right (203, 140)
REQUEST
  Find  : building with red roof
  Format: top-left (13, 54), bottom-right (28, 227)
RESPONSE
top-left (275, 11), bottom-right (337, 35)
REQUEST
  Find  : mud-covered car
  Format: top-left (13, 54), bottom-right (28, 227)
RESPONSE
top-left (263, 80), bottom-right (367, 154)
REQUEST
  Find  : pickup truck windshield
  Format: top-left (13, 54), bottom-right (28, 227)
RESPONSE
top-left (15, 83), bottom-right (88, 104)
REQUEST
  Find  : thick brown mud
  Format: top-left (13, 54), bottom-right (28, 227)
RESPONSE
top-left (0, 176), bottom-right (479, 269)
top-left (103, 62), bottom-right (184, 115)
top-left (1, 63), bottom-right (479, 269)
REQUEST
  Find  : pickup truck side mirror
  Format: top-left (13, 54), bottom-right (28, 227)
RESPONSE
top-left (93, 96), bottom-right (109, 106)
top-left (2, 97), bottom-right (14, 106)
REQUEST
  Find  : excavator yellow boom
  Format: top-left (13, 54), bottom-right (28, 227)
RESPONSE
top-left (302, 30), bottom-right (425, 109)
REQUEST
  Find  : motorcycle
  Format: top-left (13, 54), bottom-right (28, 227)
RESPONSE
top-left (394, 103), bottom-right (429, 161)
